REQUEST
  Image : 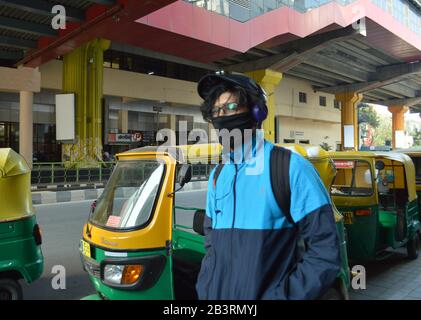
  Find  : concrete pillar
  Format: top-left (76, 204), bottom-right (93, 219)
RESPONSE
top-left (335, 92), bottom-right (363, 150)
top-left (246, 69), bottom-right (283, 143)
top-left (19, 91), bottom-right (34, 168)
top-left (388, 105), bottom-right (408, 149)
top-left (166, 114), bottom-right (176, 131)
top-left (118, 109), bottom-right (129, 134)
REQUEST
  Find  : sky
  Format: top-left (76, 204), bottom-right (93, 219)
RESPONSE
top-left (372, 104), bottom-right (421, 123)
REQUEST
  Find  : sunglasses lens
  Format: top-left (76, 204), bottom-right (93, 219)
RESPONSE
top-left (226, 103), bottom-right (238, 111)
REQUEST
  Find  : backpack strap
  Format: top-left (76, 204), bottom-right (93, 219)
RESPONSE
top-left (213, 162), bottom-right (224, 188)
top-left (270, 146), bottom-right (295, 226)
top-left (212, 146), bottom-right (295, 227)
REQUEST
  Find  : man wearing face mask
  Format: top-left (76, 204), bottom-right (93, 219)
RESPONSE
top-left (195, 73), bottom-right (341, 300)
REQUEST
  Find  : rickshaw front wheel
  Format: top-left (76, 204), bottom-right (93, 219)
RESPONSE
top-left (406, 234), bottom-right (419, 260)
top-left (0, 279), bottom-right (23, 300)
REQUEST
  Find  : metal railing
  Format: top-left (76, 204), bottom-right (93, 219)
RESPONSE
top-left (31, 162), bottom-right (116, 186)
top-left (31, 162), bottom-right (214, 186)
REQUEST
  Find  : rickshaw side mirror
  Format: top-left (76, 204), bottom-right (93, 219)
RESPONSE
top-left (193, 209), bottom-right (205, 236)
top-left (375, 160), bottom-right (385, 171)
top-left (90, 200), bottom-right (97, 214)
top-left (177, 164), bottom-right (192, 187)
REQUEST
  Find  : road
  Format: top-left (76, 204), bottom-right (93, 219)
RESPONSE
top-left (22, 200), bottom-right (96, 300)
top-left (20, 193), bottom-right (421, 300)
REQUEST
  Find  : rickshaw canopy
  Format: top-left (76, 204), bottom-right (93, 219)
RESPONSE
top-left (118, 143), bottom-right (223, 163)
top-left (0, 148), bottom-right (34, 221)
top-left (280, 144), bottom-right (336, 190)
top-left (330, 151), bottom-right (417, 202)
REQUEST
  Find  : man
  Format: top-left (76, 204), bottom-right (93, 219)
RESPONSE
top-left (195, 73), bottom-right (341, 300)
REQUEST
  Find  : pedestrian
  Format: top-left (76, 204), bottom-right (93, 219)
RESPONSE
top-left (195, 73), bottom-right (341, 300)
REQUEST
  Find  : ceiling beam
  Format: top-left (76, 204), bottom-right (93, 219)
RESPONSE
top-left (369, 96), bottom-right (421, 107)
top-left (0, 50), bottom-right (24, 60)
top-left (87, 0), bottom-right (115, 5)
top-left (316, 61), bottom-right (421, 94)
top-left (0, 16), bottom-right (57, 37)
top-left (0, 0), bottom-right (84, 22)
top-left (224, 23), bottom-right (366, 73)
top-left (0, 35), bottom-right (36, 49)
top-left (305, 53), bottom-right (368, 82)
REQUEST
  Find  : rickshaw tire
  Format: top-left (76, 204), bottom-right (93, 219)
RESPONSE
top-left (0, 279), bottom-right (23, 300)
top-left (406, 235), bottom-right (419, 260)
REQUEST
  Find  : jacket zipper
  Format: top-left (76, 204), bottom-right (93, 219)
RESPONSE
top-left (230, 164), bottom-right (238, 297)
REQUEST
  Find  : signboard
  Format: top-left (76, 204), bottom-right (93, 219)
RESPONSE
top-left (334, 160), bottom-right (355, 169)
top-left (108, 132), bottom-right (143, 144)
top-left (55, 93), bottom-right (75, 141)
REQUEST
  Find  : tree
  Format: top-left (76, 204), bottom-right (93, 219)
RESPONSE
top-left (358, 103), bottom-right (380, 128)
top-left (410, 128), bottom-right (421, 146)
top-left (372, 116), bottom-right (392, 146)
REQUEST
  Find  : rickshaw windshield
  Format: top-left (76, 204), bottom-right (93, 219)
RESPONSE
top-left (90, 159), bottom-right (165, 230)
top-left (331, 160), bottom-right (373, 197)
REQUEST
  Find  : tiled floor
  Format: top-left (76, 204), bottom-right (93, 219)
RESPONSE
top-left (349, 244), bottom-right (421, 300)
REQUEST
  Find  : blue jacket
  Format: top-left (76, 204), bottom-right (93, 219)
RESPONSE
top-left (196, 138), bottom-right (341, 300)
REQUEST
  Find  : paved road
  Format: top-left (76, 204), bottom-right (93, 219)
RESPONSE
top-left (21, 200), bottom-right (96, 300)
top-left (20, 191), bottom-right (421, 300)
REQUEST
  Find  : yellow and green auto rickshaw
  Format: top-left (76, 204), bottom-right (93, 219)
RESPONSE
top-left (330, 151), bottom-right (420, 262)
top-left (395, 148), bottom-right (421, 209)
top-left (80, 143), bottom-right (350, 300)
top-left (0, 148), bottom-right (44, 300)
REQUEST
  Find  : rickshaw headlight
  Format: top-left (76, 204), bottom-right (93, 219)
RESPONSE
top-left (103, 264), bottom-right (124, 284)
top-left (103, 264), bottom-right (143, 285)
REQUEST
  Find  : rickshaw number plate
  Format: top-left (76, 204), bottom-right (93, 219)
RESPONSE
top-left (81, 240), bottom-right (91, 258)
top-left (344, 212), bottom-right (354, 224)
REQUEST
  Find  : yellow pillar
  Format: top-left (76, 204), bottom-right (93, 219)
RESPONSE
top-left (335, 92), bottom-right (363, 151)
top-left (19, 91), bottom-right (33, 168)
top-left (388, 105), bottom-right (408, 149)
top-left (246, 69), bottom-right (283, 143)
top-left (61, 38), bottom-right (110, 167)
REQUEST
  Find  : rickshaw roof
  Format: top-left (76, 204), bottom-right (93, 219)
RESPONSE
top-left (279, 144), bottom-right (330, 159)
top-left (394, 147), bottom-right (421, 156)
top-left (117, 143), bottom-right (222, 163)
top-left (330, 151), bottom-right (417, 201)
top-left (330, 151), bottom-right (414, 166)
top-left (0, 148), bottom-right (30, 178)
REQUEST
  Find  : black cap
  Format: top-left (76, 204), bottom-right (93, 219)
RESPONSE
top-left (197, 73), bottom-right (263, 100)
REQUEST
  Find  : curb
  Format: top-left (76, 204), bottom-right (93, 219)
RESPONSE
top-left (32, 188), bottom-right (104, 205)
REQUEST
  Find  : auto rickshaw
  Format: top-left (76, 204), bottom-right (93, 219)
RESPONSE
top-left (80, 143), bottom-right (350, 300)
top-left (395, 148), bottom-right (421, 210)
top-left (329, 151), bottom-right (420, 262)
top-left (0, 148), bottom-right (44, 300)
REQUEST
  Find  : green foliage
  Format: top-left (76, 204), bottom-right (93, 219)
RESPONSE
top-left (410, 127), bottom-right (421, 146)
top-left (372, 116), bottom-right (392, 146)
top-left (358, 103), bottom-right (380, 128)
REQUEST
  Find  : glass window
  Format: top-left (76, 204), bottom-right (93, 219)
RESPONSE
top-left (331, 160), bottom-right (374, 196)
top-left (299, 92), bottom-right (307, 103)
top-left (319, 96), bottom-right (327, 107)
top-left (334, 100), bottom-right (341, 109)
top-left (90, 160), bottom-right (165, 229)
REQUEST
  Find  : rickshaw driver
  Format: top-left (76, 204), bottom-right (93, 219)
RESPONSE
top-left (195, 73), bottom-right (341, 300)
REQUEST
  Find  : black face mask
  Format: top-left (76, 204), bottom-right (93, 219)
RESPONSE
top-left (212, 113), bottom-right (255, 150)
top-left (211, 112), bottom-right (255, 132)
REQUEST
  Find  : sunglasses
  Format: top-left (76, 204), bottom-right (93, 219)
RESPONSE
top-left (210, 102), bottom-right (241, 116)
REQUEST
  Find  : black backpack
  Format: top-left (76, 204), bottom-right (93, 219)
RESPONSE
top-left (213, 146), bottom-right (295, 225)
